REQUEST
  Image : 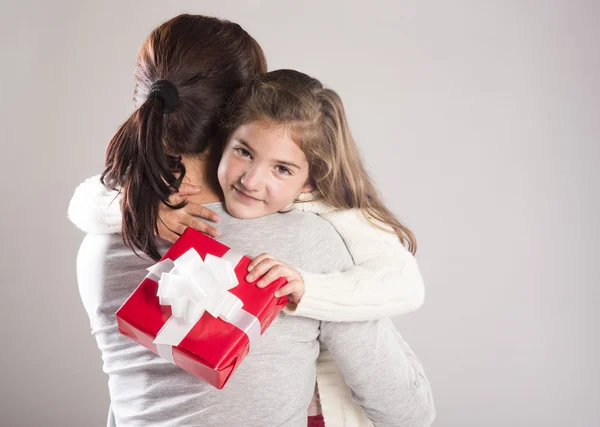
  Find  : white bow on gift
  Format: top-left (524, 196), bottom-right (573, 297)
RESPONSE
top-left (147, 248), bottom-right (262, 364)
top-left (155, 248), bottom-right (244, 324)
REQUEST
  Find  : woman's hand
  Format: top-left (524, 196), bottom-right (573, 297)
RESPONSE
top-left (246, 253), bottom-right (305, 310)
top-left (157, 184), bottom-right (221, 242)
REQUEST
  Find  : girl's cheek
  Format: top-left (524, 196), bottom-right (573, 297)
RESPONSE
top-left (221, 153), bottom-right (238, 171)
top-left (270, 181), bottom-right (288, 200)
top-left (217, 156), bottom-right (230, 178)
top-left (229, 157), bottom-right (247, 177)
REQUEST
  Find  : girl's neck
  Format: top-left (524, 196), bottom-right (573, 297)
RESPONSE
top-left (179, 153), bottom-right (222, 204)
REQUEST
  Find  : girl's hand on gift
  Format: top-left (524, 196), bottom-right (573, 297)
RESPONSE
top-left (157, 184), bottom-right (221, 242)
top-left (246, 253), bottom-right (305, 310)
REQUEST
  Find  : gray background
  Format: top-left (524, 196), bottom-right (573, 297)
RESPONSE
top-left (1, 0), bottom-right (598, 426)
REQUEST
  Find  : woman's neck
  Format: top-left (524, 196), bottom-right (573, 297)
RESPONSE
top-left (179, 153), bottom-right (222, 204)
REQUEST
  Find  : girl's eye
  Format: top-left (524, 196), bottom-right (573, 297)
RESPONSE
top-left (275, 165), bottom-right (292, 175)
top-left (234, 147), bottom-right (251, 158)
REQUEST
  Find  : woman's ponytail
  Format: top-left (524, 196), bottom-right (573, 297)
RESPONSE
top-left (101, 81), bottom-right (186, 260)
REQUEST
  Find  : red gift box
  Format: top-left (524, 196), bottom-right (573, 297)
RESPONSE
top-left (116, 227), bottom-right (288, 389)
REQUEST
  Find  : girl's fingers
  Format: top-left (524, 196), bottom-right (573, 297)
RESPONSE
top-left (161, 228), bottom-right (181, 243)
top-left (167, 190), bottom-right (188, 206)
top-left (255, 264), bottom-right (296, 289)
top-left (157, 215), bottom-right (183, 242)
top-left (185, 214), bottom-right (219, 238)
top-left (274, 280), bottom-right (304, 303)
top-left (185, 203), bottom-right (220, 223)
top-left (157, 221), bottom-right (181, 243)
top-left (176, 183), bottom-right (203, 198)
top-left (157, 208), bottom-right (185, 234)
top-left (247, 259), bottom-right (282, 283)
top-left (286, 301), bottom-right (299, 311)
top-left (171, 221), bottom-right (187, 236)
top-left (247, 253), bottom-right (274, 272)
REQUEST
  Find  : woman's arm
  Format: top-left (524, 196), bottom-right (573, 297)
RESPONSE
top-left (285, 206), bottom-right (425, 321)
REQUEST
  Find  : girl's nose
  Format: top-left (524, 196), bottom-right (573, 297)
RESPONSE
top-left (240, 167), bottom-right (263, 191)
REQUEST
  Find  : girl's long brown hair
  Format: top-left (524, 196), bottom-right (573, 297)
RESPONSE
top-left (101, 14), bottom-right (267, 260)
top-left (224, 70), bottom-right (417, 254)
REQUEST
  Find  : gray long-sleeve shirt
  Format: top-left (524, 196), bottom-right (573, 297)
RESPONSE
top-left (76, 202), bottom-right (434, 426)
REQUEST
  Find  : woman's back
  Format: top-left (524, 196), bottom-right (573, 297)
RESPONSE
top-left (76, 202), bottom-right (354, 426)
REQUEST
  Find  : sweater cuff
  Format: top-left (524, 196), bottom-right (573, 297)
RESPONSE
top-left (283, 270), bottom-right (333, 319)
top-left (67, 174), bottom-right (123, 234)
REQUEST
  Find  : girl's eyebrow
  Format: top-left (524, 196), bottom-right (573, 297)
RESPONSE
top-left (235, 138), bottom-right (301, 170)
top-left (274, 159), bottom-right (301, 169)
top-left (235, 138), bottom-right (254, 152)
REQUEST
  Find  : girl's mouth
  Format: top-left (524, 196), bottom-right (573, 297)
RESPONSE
top-left (233, 186), bottom-right (262, 202)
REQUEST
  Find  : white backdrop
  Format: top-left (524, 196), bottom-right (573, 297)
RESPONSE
top-left (1, 1), bottom-right (598, 426)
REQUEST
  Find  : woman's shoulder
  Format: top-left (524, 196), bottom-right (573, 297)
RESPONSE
top-left (282, 209), bottom-right (341, 237)
top-left (279, 210), bottom-right (354, 272)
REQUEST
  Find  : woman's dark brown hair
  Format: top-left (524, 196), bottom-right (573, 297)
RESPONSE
top-left (101, 14), bottom-right (267, 260)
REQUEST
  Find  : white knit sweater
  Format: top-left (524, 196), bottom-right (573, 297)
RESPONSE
top-left (68, 175), bottom-right (426, 427)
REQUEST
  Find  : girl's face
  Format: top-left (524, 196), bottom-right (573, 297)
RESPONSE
top-left (218, 119), bottom-right (313, 219)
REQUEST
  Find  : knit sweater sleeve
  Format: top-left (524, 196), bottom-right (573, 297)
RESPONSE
top-left (284, 204), bottom-right (425, 321)
top-left (67, 174), bottom-right (123, 234)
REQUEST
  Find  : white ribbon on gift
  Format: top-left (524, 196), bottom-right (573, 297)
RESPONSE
top-left (146, 248), bottom-right (262, 364)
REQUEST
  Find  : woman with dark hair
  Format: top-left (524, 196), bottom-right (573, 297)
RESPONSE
top-left (72, 13), bottom-right (434, 427)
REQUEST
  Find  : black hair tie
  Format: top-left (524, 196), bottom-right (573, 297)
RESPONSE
top-left (149, 80), bottom-right (180, 114)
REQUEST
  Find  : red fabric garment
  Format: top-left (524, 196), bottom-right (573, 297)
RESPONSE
top-left (307, 413), bottom-right (325, 427)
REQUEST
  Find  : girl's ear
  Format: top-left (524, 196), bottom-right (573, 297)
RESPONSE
top-left (301, 182), bottom-right (315, 193)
